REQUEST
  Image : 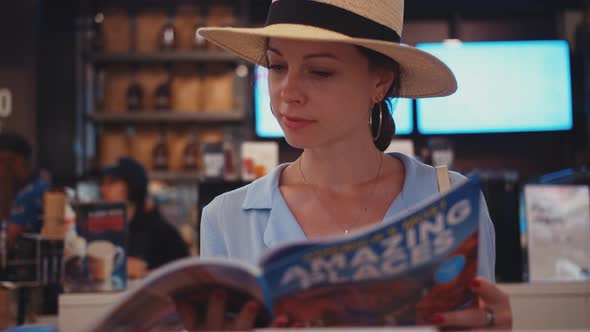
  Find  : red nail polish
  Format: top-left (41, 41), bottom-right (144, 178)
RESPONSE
top-left (431, 314), bottom-right (445, 324)
top-left (471, 279), bottom-right (481, 288)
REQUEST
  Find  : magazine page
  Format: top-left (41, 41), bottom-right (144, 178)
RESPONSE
top-left (259, 177), bottom-right (481, 327)
top-left (87, 257), bottom-right (269, 332)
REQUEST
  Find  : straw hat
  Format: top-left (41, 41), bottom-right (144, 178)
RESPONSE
top-left (198, 0), bottom-right (457, 98)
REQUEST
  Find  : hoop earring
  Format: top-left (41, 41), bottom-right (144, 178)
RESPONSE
top-left (269, 104), bottom-right (277, 116)
top-left (369, 103), bottom-right (383, 141)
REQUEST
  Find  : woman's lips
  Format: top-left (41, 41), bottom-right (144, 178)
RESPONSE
top-left (282, 115), bottom-right (315, 130)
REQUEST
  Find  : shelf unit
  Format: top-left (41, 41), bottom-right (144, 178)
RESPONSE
top-left (71, 0), bottom-right (256, 259)
top-left (76, 0), bottom-right (255, 179)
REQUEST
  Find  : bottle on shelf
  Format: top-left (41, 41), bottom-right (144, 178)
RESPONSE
top-left (126, 67), bottom-right (143, 112)
top-left (155, 66), bottom-right (173, 111)
top-left (91, 11), bottom-right (104, 52)
top-left (153, 129), bottom-right (169, 171)
top-left (183, 130), bottom-right (200, 170)
top-left (192, 10), bottom-right (207, 50)
top-left (159, 14), bottom-right (177, 51)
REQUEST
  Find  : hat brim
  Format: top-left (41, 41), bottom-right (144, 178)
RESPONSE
top-left (198, 24), bottom-right (457, 98)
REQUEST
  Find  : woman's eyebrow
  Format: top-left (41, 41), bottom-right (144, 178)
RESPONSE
top-left (266, 48), bottom-right (340, 61)
top-left (303, 53), bottom-right (340, 61)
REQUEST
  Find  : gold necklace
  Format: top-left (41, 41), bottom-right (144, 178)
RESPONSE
top-left (297, 153), bottom-right (384, 235)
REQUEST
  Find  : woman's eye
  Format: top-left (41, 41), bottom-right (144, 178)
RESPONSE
top-left (268, 64), bottom-right (286, 72)
top-left (311, 70), bottom-right (333, 78)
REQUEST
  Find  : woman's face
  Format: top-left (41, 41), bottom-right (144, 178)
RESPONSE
top-left (266, 38), bottom-right (392, 150)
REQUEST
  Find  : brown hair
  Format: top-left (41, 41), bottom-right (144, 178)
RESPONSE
top-left (356, 46), bottom-right (401, 151)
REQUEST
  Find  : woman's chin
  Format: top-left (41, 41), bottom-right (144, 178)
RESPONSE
top-left (283, 135), bottom-right (311, 150)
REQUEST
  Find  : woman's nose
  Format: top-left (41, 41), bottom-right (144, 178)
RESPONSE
top-left (280, 71), bottom-right (305, 104)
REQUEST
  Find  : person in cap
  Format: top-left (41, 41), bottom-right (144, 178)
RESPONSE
top-left (184, 0), bottom-right (512, 330)
top-left (100, 157), bottom-right (188, 278)
top-left (0, 132), bottom-right (50, 248)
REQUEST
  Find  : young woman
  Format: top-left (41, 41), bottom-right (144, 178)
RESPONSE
top-left (176, 0), bottom-right (513, 330)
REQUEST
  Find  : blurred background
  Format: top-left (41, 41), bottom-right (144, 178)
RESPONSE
top-left (0, 0), bottom-right (589, 286)
top-left (1, 0), bottom-right (590, 330)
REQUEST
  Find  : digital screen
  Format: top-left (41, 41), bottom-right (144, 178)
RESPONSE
top-left (522, 184), bottom-right (590, 281)
top-left (416, 40), bottom-right (573, 134)
top-left (254, 66), bottom-right (414, 138)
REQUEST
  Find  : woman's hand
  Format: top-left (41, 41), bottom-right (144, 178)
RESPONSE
top-left (175, 289), bottom-right (260, 331)
top-left (432, 276), bottom-right (513, 330)
top-left (127, 257), bottom-right (148, 279)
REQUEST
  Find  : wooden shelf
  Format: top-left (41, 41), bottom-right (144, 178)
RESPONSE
top-left (149, 170), bottom-right (202, 182)
top-left (89, 111), bottom-right (246, 124)
top-left (87, 51), bottom-right (242, 64)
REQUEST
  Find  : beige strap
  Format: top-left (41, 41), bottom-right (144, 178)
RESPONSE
top-left (435, 166), bottom-right (451, 193)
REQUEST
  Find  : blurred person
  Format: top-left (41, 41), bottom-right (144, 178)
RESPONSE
top-left (0, 132), bottom-right (49, 249)
top-left (100, 157), bottom-right (188, 279)
top-left (0, 132), bottom-right (51, 322)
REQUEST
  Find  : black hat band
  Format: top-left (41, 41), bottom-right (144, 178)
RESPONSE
top-left (265, 0), bottom-right (401, 44)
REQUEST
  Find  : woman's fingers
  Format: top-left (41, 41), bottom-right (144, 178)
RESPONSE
top-left (205, 289), bottom-right (227, 331)
top-left (232, 300), bottom-right (260, 330)
top-left (471, 277), bottom-right (511, 307)
top-left (433, 308), bottom-right (488, 328)
top-left (175, 290), bottom-right (262, 331)
top-left (434, 277), bottom-right (513, 329)
top-left (435, 306), bottom-right (512, 329)
top-left (174, 300), bottom-right (200, 331)
top-left (471, 277), bottom-right (513, 328)
top-left (270, 314), bottom-right (290, 327)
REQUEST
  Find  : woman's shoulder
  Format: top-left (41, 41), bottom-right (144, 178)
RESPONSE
top-left (205, 183), bottom-right (250, 213)
top-left (388, 152), bottom-right (467, 191)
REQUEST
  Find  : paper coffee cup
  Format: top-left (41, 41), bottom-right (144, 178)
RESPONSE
top-left (87, 241), bottom-right (119, 281)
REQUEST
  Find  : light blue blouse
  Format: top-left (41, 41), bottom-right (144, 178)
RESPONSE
top-left (200, 153), bottom-right (496, 281)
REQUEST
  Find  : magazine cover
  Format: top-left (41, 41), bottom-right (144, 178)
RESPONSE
top-left (87, 177), bottom-right (481, 331)
top-left (64, 202), bottom-right (127, 293)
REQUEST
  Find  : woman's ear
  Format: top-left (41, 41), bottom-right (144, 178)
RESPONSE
top-left (373, 68), bottom-right (395, 100)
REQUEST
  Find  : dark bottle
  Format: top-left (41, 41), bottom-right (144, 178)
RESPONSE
top-left (159, 16), bottom-right (176, 51)
top-left (92, 12), bottom-right (104, 52)
top-left (183, 131), bottom-right (200, 170)
top-left (153, 130), bottom-right (169, 171)
top-left (126, 68), bottom-right (143, 112)
top-left (154, 68), bottom-right (173, 111)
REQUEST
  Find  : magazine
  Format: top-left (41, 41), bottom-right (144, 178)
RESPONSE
top-left (87, 177), bottom-right (481, 331)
